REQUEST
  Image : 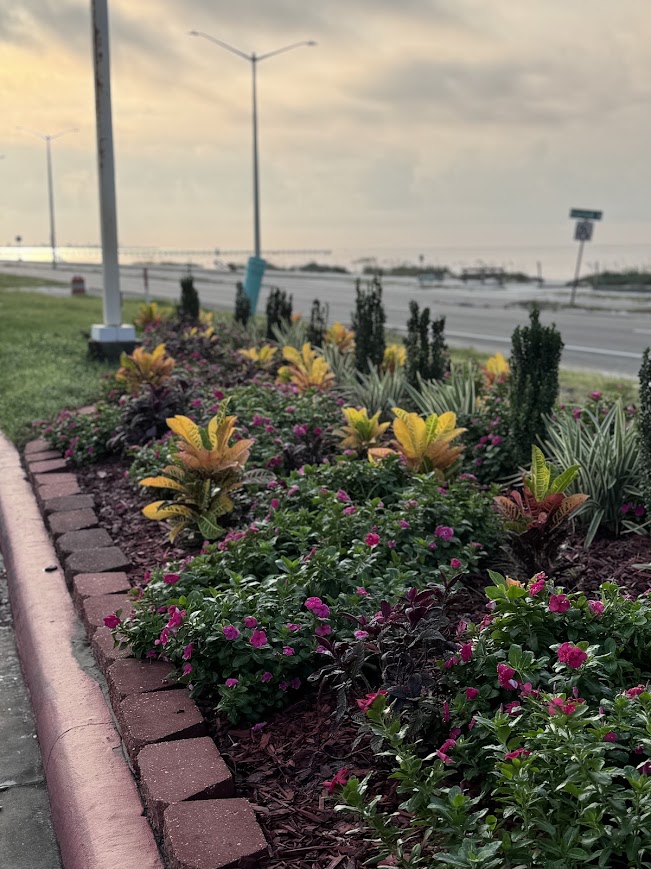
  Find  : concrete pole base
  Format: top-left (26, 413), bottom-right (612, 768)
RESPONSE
top-left (88, 324), bottom-right (138, 361)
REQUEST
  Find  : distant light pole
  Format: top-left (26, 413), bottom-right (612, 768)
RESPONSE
top-left (18, 127), bottom-right (77, 268)
top-left (189, 30), bottom-right (316, 311)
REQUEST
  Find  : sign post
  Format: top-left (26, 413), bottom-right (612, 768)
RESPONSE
top-left (569, 208), bottom-right (602, 306)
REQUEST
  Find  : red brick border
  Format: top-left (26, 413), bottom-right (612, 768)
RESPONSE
top-left (9, 435), bottom-right (270, 868)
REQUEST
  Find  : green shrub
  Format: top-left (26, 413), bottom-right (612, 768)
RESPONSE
top-left (307, 299), bottom-right (329, 348)
top-left (351, 276), bottom-right (386, 373)
top-left (405, 301), bottom-right (449, 385)
top-left (265, 287), bottom-right (293, 339)
top-left (340, 363), bottom-right (407, 420)
top-left (639, 349), bottom-right (651, 517)
top-left (334, 572), bottom-right (651, 868)
top-left (40, 402), bottom-right (123, 464)
top-left (545, 401), bottom-right (643, 545)
top-left (178, 275), bottom-right (200, 322)
top-left (509, 306), bottom-right (563, 466)
top-left (234, 282), bottom-right (251, 327)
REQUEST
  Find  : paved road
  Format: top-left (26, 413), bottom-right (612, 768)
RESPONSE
top-left (5, 260), bottom-right (651, 377)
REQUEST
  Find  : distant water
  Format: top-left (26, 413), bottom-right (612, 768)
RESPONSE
top-left (1, 242), bottom-right (649, 281)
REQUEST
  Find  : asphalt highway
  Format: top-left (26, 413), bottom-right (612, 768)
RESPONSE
top-left (5, 260), bottom-right (651, 377)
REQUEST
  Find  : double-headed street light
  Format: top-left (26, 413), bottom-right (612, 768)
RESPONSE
top-left (189, 30), bottom-right (316, 311)
top-left (18, 127), bottom-right (78, 268)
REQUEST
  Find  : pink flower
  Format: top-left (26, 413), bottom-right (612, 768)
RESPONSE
top-left (460, 643), bottom-right (473, 663)
top-left (497, 663), bottom-right (518, 690)
top-left (167, 608), bottom-right (185, 629)
top-left (182, 643), bottom-right (193, 661)
top-left (504, 748), bottom-right (531, 761)
top-left (286, 623), bottom-right (301, 632)
top-left (103, 614), bottom-right (120, 629)
top-left (529, 579), bottom-right (546, 596)
top-left (157, 628), bottom-right (170, 647)
top-left (439, 738), bottom-right (457, 755)
top-left (436, 749), bottom-right (454, 765)
top-left (603, 731), bottom-right (618, 743)
top-left (588, 600), bottom-right (604, 616)
top-left (444, 657), bottom-right (459, 669)
top-left (549, 594), bottom-right (571, 613)
top-left (557, 642), bottom-right (588, 669)
top-left (435, 525), bottom-right (454, 540)
top-left (251, 721), bottom-right (266, 732)
top-left (315, 645), bottom-right (328, 654)
top-left (465, 687), bottom-right (479, 700)
top-left (387, 540), bottom-right (397, 549)
top-left (163, 573), bottom-right (180, 585)
top-left (316, 624), bottom-right (332, 637)
top-left (504, 701), bottom-right (522, 715)
top-left (443, 701), bottom-right (450, 722)
top-left (336, 489), bottom-right (351, 502)
top-left (365, 532), bottom-right (380, 547)
top-left (225, 678), bottom-right (239, 688)
top-left (282, 646), bottom-right (295, 656)
top-left (305, 596), bottom-right (323, 611)
top-left (250, 630), bottom-right (268, 648)
top-left (260, 671), bottom-right (273, 683)
top-left (354, 630), bottom-right (369, 640)
top-left (590, 391), bottom-right (602, 400)
top-left (548, 696), bottom-right (583, 716)
top-left (222, 625), bottom-right (240, 640)
top-left (356, 690), bottom-right (387, 712)
top-left (182, 663), bottom-right (192, 676)
top-left (323, 768), bottom-right (349, 793)
top-left (450, 558), bottom-right (462, 570)
top-left (532, 571), bottom-right (547, 581)
top-left (290, 677), bottom-right (301, 689)
top-left (342, 505), bottom-right (357, 516)
top-left (399, 519), bottom-right (410, 529)
top-left (244, 616), bottom-right (258, 628)
top-left (626, 685), bottom-right (646, 699)
top-left (355, 587), bottom-right (368, 596)
top-left (270, 498), bottom-right (280, 511)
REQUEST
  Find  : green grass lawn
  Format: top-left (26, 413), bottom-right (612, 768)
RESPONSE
top-left (0, 289), bottom-right (143, 445)
top-left (0, 272), bottom-right (67, 290)
top-left (0, 281), bottom-right (639, 446)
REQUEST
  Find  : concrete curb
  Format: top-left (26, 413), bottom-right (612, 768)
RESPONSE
top-left (0, 434), bottom-right (163, 869)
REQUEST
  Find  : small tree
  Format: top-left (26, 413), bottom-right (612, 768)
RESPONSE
top-left (307, 299), bottom-right (329, 347)
top-left (509, 306), bottom-right (563, 466)
top-left (234, 282), bottom-right (251, 327)
top-left (639, 349), bottom-right (651, 514)
top-left (266, 287), bottom-right (293, 339)
top-left (351, 276), bottom-right (386, 373)
top-left (178, 274), bottom-right (200, 323)
top-left (405, 301), bottom-right (449, 385)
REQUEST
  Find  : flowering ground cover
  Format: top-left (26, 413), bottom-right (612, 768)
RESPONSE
top-left (32, 293), bottom-right (651, 867)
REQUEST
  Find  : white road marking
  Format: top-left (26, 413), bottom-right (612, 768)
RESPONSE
top-left (447, 330), bottom-right (642, 359)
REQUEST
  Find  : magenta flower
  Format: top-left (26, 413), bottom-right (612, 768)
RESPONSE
top-left (103, 614), bottom-right (120, 629)
top-left (450, 558), bottom-right (462, 570)
top-left (260, 671), bottom-right (273, 683)
top-left (305, 596), bottom-right (323, 611)
top-left (444, 657), bottom-right (459, 669)
top-left (244, 616), bottom-right (258, 628)
top-left (225, 678), bottom-right (239, 688)
top-left (588, 600), bottom-right (605, 616)
top-left (435, 525), bottom-right (454, 540)
top-left (548, 594), bottom-right (571, 613)
top-left (365, 532), bottom-right (380, 547)
top-left (497, 663), bottom-right (518, 690)
top-left (250, 629), bottom-right (268, 648)
top-left (355, 587), bottom-right (368, 596)
top-left (388, 540), bottom-right (397, 549)
top-left (167, 608), bottom-right (185, 629)
top-left (336, 489), bottom-right (351, 503)
top-left (603, 731), bottom-right (618, 743)
top-left (460, 643), bottom-right (473, 662)
top-left (356, 690), bottom-right (387, 712)
top-left (399, 519), bottom-right (410, 529)
top-left (282, 646), bottom-right (295, 656)
top-left (163, 573), bottom-right (180, 585)
top-left (286, 623), bottom-right (301, 632)
top-left (182, 663), bottom-right (192, 676)
top-left (504, 748), bottom-right (531, 760)
top-left (590, 391), bottom-right (602, 400)
top-left (315, 624), bottom-right (332, 637)
top-left (626, 685), bottom-right (646, 698)
top-left (323, 767), bottom-right (349, 794)
top-left (222, 625), bottom-right (240, 640)
top-left (270, 498), bottom-right (280, 511)
top-left (354, 630), bottom-right (369, 640)
top-left (182, 643), bottom-right (193, 661)
top-left (557, 642), bottom-right (588, 668)
top-left (313, 604), bottom-right (330, 618)
top-left (315, 645), bottom-right (328, 654)
top-left (157, 628), bottom-right (170, 647)
top-left (342, 505), bottom-right (357, 516)
top-left (465, 687), bottom-right (479, 700)
top-left (290, 677), bottom-right (301, 690)
top-left (529, 578), bottom-right (546, 596)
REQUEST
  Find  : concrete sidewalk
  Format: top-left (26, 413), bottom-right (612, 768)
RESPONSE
top-left (0, 555), bottom-right (61, 869)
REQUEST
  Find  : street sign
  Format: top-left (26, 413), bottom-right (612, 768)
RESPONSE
top-left (570, 208), bottom-right (603, 221)
top-left (574, 220), bottom-right (593, 242)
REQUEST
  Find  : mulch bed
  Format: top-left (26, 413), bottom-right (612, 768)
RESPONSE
top-left (74, 455), bottom-right (651, 867)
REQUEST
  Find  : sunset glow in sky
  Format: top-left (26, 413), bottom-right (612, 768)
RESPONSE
top-left (2, 0), bottom-right (650, 262)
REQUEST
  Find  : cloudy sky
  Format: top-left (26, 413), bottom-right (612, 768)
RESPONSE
top-left (1, 0), bottom-right (650, 267)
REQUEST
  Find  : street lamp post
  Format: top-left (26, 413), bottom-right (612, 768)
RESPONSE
top-left (18, 127), bottom-right (77, 268)
top-left (189, 31), bottom-right (316, 312)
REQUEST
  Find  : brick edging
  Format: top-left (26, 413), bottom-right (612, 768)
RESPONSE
top-left (0, 434), bottom-right (163, 869)
top-left (17, 436), bottom-right (269, 869)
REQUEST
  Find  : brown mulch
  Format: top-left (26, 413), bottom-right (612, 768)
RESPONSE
top-left (73, 455), bottom-right (651, 867)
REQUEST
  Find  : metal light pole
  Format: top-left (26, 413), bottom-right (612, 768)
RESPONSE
top-left (18, 127), bottom-right (77, 268)
top-left (189, 31), bottom-right (316, 312)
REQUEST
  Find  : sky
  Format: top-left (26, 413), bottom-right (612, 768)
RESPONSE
top-left (1, 0), bottom-right (651, 269)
